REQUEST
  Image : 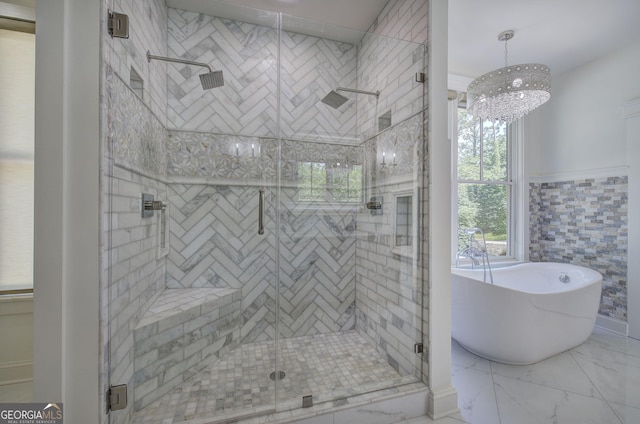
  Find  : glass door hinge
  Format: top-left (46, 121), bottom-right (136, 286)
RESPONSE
top-left (108, 10), bottom-right (129, 39)
top-left (107, 384), bottom-right (127, 412)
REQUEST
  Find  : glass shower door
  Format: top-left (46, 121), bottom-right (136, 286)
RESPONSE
top-left (275, 14), bottom-right (427, 412)
top-left (103, 1), bottom-right (282, 423)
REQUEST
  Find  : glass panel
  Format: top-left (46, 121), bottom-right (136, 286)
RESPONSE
top-left (105, 2), bottom-right (280, 423)
top-left (0, 29), bottom-right (34, 293)
top-left (278, 13), bottom-right (425, 412)
top-left (104, 1), bottom-right (426, 422)
top-left (457, 183), bottom-right (510, 256)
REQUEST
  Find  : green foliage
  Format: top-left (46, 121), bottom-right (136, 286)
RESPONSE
top-left (298, 162), bottom-right (362, 202)
top-left (456, 109), bottom-right (509, 252)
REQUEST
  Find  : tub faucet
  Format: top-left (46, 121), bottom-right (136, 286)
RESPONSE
top-left (456, 228), bottom-right (494, 284)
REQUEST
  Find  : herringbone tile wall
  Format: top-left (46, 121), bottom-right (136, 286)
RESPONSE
top-left (104, 2), bottom-right (430, 410)
top-left (167, 8), bottom-right (359, 142)
top-left (166, 183), bottom-right (357, 343)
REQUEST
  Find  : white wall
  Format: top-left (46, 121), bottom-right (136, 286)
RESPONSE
top-left (34, 0), bottom-right (100, 422)
top-left (0, 296), bottom-right (32, 384)
top-left (527, 40), bottom-right (640, 178)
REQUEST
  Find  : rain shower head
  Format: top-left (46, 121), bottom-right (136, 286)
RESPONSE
top-left (321, 90), bottom-right (349, 109)
top-left (321, 87), bottom-right (380, 109)
top-left (147, 51), bottom-right (224, 90)
top-left (199, 70), bottom-right (224, 90)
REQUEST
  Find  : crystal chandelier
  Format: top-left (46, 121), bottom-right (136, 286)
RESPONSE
top-left (467, 30), bottom-right (551, 123)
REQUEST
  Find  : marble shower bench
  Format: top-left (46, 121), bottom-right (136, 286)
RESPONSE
top-left (132, 288), bottom-right (241, 411)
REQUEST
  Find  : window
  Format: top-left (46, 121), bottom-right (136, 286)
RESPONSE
top-left (0, 27), bottom-right (35, 294)
top-left (455, 106), bottom-right (513, 259)
top-left (298, 162), bottom-right (362, 203)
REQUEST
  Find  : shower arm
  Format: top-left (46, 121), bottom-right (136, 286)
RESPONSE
top-left (146, 51), bottom-right (212, 72)
top-left (336, 87), bottom-right (380, 98)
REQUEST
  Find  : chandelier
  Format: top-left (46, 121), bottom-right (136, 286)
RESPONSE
top-left (467, 30), bottom-right (551, 123)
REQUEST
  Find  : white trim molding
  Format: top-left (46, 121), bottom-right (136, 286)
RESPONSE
top-left (428, 386), bottom-right (459, 420)
top-left (529, 166), bottom-right (629, 184)
top-left (447, 74), bottom-right (472, 93)
top-left (624, 97), bottom-right (640, 340)
top-left (595, 314), bottom-right (628, 336)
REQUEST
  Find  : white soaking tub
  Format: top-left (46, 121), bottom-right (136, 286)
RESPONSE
top-left (451, 262), bottom-right (602, 365)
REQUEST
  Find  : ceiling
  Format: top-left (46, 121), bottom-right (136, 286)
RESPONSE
top-left (169, 0), bottom-right (640, 79)
top-left (448, 0), bottom-right (640, 79)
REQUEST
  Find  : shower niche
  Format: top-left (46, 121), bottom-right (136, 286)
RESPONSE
top-left (103, 1), bottom-right (427, 423)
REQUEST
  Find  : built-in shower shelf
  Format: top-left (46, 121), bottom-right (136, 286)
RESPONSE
top-left (136, 288), bottom-right (240, 329)
top-left (132, 288), bottom-right (242, 411)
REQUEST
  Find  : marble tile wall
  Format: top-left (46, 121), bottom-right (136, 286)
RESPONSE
top-left (355, 115), bottom-right (424, 378)
top-left (162, 131), bottom-right (362, 342)
top-left (357, 0), bottom-right (427, 141)
top-left (167, 8), bottom-right (359, 143)
top-left (132, 288), bottom-right (242, 410)
top-left (103, 67), bottom-right (169, 424)
top-left (105, 0), bottom-right (168, 125)
top-left (101, 4), bottom-right (430, 421)
top-left (356, 0), bottom-right (429, 381)
top-left (529, 176), bottom-right (628, 321)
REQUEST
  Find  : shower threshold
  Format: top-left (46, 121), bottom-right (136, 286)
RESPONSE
top-left (130, 331), bottom-right (421, 424)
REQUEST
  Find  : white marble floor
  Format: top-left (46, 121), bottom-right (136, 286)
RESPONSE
top-left (405, 328), bottom-right (640, 424)
top-left (2, 328), bottom-right (638, 424)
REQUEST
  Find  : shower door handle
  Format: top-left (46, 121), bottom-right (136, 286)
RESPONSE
top-left (258, 189), bottom-right (265, 235)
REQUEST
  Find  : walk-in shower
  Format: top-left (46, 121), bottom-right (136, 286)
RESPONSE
top-left (321, 87), bottom-right (381, 109)
top-left (103, 2), bottom-right (427, 423)
top-left (147, 50), bottom-right (224, 90)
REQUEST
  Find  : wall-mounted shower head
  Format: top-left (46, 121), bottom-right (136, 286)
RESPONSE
top-left (320, 87), bottom-right (380, 109)
top-left (199, 70), bottom-right (224, 90)
top-left (321, 90), bottom-right (350, 109)
top-left (147, 51), bottom-right (224, 90)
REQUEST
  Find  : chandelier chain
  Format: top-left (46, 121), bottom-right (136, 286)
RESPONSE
top-left (504, 37), bottom-right (509, 68)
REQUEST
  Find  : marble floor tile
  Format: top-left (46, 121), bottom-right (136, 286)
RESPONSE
top-left (131, 331), bottom-right (415, 424)
top-left (493, 374), bottom-right (622, 424)
top-left (451, 340), bottom-right (492, 375)
top-left (571, 353), bottom-right (640, 409)
top-left (450, 367), bottom-right (499, 424)
top-left (608, 402), bottom-right (640, 424)
top-left (491, 351), bottom-right (602, 398)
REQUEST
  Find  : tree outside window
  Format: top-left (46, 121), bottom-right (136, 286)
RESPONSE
top-left (457, 108), bottom-right (510, 257)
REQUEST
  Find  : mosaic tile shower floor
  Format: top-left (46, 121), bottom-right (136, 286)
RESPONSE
top-left (131, 331), bottom-right (416, 424)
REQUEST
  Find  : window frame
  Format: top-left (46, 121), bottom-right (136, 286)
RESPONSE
top-left (0, 24), bottom-right (35, 296)
top-left (449, 93), bottom-right (525, 266)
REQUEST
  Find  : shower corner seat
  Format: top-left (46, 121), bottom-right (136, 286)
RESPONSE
top-left (132, 288), bottom-right (241, 411)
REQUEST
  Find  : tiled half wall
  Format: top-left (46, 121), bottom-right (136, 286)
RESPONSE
top-left (529, 176), bottom-right (628, 321)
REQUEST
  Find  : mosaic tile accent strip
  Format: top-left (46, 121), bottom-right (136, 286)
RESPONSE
top-left (363, 113), bottom-right (422, 180)
top-left (130, 331), bottom-right (416, 424)
top-left (108, 67), bottom-right (168, 178)
top-left (167, 131), bottom-right (362, 183)
top-left (529, 176), bottom-right (628, 321)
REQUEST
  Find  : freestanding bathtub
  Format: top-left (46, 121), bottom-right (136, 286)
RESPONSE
top-left (451, 262), bottom-right (602, 365)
